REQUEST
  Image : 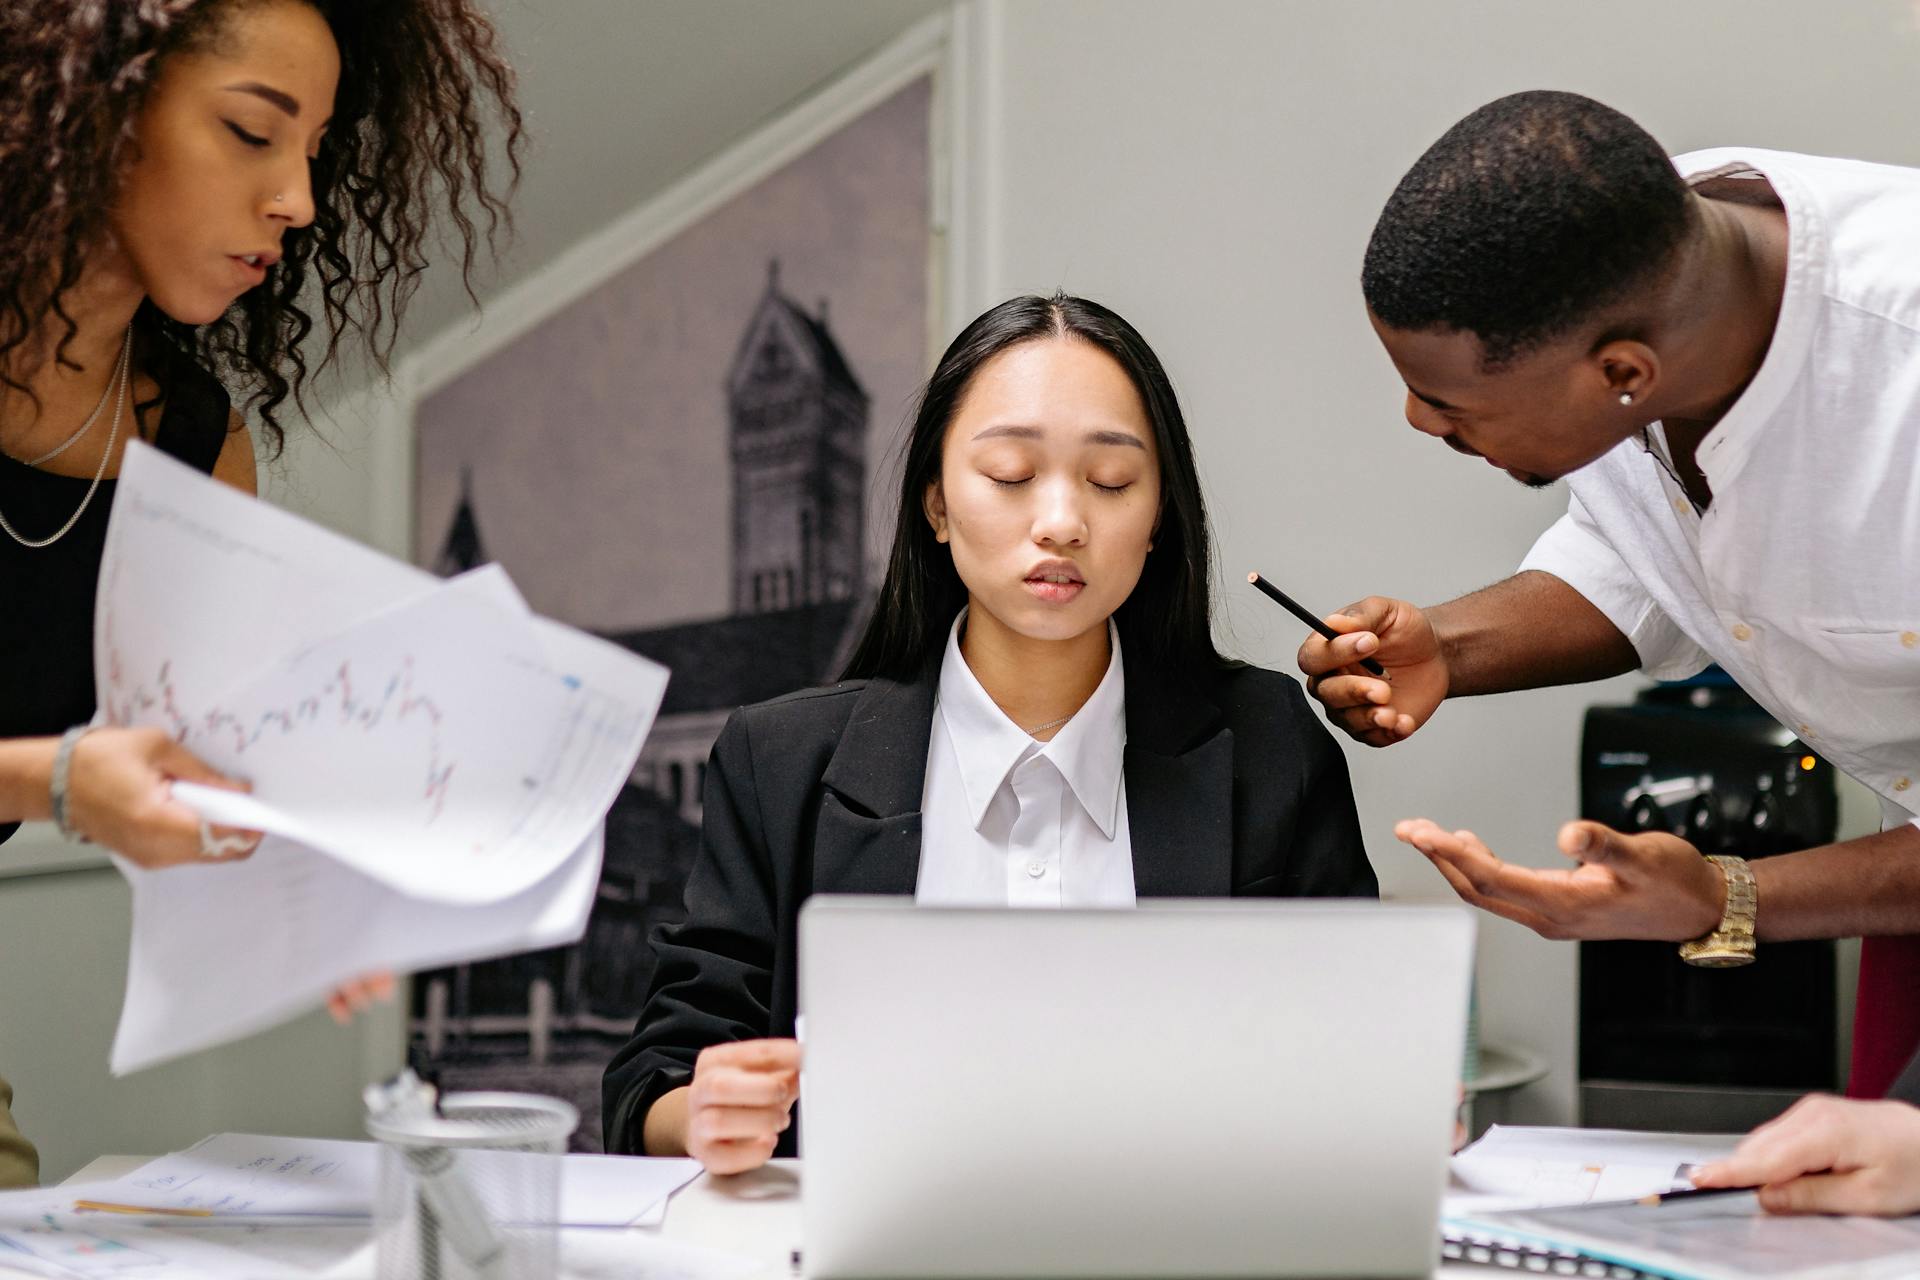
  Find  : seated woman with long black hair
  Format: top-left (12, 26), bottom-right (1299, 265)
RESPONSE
top-left (602, 293), bottom-right (1377, 1173)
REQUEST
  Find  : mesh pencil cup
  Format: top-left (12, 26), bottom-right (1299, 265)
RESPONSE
top-left (365, 1073), bottom-right (578, 1280)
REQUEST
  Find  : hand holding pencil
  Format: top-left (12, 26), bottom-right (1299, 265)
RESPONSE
top-left (1286, 589), bottom-right (1452, 749)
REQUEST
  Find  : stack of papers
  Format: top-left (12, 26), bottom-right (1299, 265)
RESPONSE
top-left (71, 1132), bottom-right (702, 1228)
top-left (0, 1132), bottom-right (716, 1279)
top-left (93, 442), bottom-right (670, 1072)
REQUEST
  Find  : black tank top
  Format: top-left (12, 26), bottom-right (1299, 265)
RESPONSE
top-left (0, 353), bottom-right (230, 843)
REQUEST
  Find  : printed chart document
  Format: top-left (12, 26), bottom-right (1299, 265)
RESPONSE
top-left (64, 1132), bottom-right (701, 1228)
top-left (1447, 1126), bottom-right (1920, 1280)
top-left (0, 1180), bottom-right (362, 1280)
top-left (0, 1133), bottom-right (718, 1279)
top-left (94, 442), bottom-right (669, 1072)
top-left (95, 1133), bottom-right (372, 1217)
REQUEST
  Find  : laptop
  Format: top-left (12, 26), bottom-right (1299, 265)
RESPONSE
top-left (798, 897), bottom-right (1474, 1279)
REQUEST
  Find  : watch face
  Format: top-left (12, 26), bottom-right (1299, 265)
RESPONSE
top-left (1680, 940), bottom-right (1757, 968)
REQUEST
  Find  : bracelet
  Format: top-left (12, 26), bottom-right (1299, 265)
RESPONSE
top-left (50, 724), bottom-right (97, 843)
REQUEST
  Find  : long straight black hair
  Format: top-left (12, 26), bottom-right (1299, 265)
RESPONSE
top-left (842, 292), bottom-right (1228, 682)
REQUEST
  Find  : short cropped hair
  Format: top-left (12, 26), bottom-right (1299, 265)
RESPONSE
top-left (1361, 90), bottom-right (1694, 368)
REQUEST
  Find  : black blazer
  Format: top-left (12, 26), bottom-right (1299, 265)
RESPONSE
top-left (601, 658), bottom-right (1376, 1155)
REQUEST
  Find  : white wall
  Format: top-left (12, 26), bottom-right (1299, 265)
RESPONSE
top-left (965, 0), bottom-right (1920, 1121)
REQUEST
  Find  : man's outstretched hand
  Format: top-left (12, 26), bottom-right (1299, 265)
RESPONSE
top-left (1395, 818), bottom-right (1725, 942)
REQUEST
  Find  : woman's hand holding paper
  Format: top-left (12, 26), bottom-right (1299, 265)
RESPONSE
top-left (1694, 1095), bottom-right (1920, 1217)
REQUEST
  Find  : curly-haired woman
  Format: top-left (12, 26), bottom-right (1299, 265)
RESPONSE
top-left (0, 0), bottom-right (521, 1185)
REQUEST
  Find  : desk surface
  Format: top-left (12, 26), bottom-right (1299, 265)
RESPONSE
top-left (36, 1155), bottom-right (1479, 1279)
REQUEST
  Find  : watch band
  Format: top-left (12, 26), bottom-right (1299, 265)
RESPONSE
top-left (1678, 854), bottom-right (1757, 968)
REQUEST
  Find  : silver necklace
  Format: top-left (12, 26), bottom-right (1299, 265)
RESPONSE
top-left (1026, 713), bottom-right (1073, 736)
top-left (0, 329), bottom-right (132, 549)
top-left (15, 327), bottom-right (133, 467)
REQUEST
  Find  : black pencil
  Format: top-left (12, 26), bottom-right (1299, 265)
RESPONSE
top-left (1246, 572), bottom-right (1386, 677)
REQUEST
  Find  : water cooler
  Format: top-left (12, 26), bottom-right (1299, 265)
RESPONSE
top-left (1577, 674), bottom-right (1840, 1132)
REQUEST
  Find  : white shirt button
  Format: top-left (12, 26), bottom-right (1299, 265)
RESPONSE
top-left (1897, 778), bottom-right (1912, 793)
top-left (1027, 861), bottom-right (1046, 878)
top-left (1731, 623), bottom-right (1753, 642)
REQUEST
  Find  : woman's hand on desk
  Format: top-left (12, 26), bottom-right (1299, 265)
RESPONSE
top-left (1693, 1095), bottom-right (1920, 1217)
top-left (685, 1038), bottom-right (802, 1175)
top-left (68, 728), bottom-right (261, 868)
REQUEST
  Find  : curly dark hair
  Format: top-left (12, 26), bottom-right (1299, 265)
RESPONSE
top-left (1361, 90), bottom-right (1694, 369)
top-left (0, 0), bottom-right (524, 455)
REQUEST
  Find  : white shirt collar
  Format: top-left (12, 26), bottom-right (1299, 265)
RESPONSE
top-left (1634, 151), bottom-right (1825, 494)
top-left (934, 611), bottom-right (1128, 838)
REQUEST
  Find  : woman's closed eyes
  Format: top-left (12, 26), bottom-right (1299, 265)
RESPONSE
top-left (223, 119), bottom-right (271, 148)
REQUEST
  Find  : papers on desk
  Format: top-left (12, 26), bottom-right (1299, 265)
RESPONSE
top-left (0, 1182), bottom-right (364, 1280)
top-left (1446, 1126), bottom-right (1920, 1280)
top-left (0, 1204), bottom-right (750, 1280)
top-left (93, 442), bottom-right (668, 1072)
top-left (99, 1132), bottom-right (372, 1218)
top-left (69, 1132), bottom-right (700, 1228)
top-left (0, 1133), bottom-right (708, 1279)
top-left (1446, 1124), bottom-right (1739, 1215)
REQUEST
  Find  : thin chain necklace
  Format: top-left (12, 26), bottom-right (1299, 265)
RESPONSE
top-left (14, 327), bottom-right (133, 467)
top-left (1025, 713), bottom-right (1073, 736)
top-left (0, 329), bottom-right (133, 549)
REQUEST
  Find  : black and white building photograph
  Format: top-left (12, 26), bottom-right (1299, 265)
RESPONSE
top-left (408, 77), bottom-right (932, 1148)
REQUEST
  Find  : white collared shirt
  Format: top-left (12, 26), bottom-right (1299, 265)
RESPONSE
top-left (1520, 147), bottom-right (1920, 831)
top-left (915, 613), bottom-right (1136, 907)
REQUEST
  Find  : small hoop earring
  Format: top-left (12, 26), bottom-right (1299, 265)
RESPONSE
top-left (1618, 392), bottom-right (1634, 406)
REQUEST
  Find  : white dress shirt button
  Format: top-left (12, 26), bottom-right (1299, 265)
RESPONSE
top-left (1027, 861), bottom-right (1046, 878)
top-left (1897, 777), bottom-right (1913, 794)
top-left (1731, 622), bottom-right (1753, 642)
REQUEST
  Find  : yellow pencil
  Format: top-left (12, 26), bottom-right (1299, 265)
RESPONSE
top-left (72, 1200), bottom-right (214, 1217)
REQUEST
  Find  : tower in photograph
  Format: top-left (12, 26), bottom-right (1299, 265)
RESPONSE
top-left (433, 468), bottom-right (489, 576)
top-left (728, 259), bottom-right (870, 614)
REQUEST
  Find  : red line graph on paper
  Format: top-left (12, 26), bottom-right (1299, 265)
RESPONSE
top-left (105, 650), bottom-right (457, 821)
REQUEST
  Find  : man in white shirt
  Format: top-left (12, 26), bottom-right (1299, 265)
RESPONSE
top-left (1296, 89), bottom-right (1920, 1213)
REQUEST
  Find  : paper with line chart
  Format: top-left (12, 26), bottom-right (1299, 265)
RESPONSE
top-left (95, 442), bottom-right (669, 1072)
top-left (158, 578), bottom-right (641, 903)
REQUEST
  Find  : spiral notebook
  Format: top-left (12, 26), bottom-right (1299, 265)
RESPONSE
top-left (1448, 1192), bottom-right (1920, 1280)
top-left (1444, 1127), bottom-right (1920, 1280)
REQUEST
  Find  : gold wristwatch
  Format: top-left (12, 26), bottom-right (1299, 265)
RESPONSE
top-left (1678, 855), bottom-right (1757, 968)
